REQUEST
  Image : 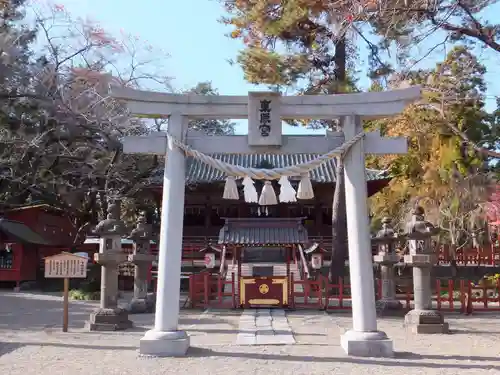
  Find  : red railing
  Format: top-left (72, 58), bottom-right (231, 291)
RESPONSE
top-left (186, 273), bottom-right (500, 313)
top-left (188, 271), bottom-right (236, 309)
top-left (290, 273), bottom-right (322, 309)
top-left (308, 239), bottom-right (500, 266)
top-left (149, 236), bottom-right (219, 283)
top-left (107, 235), bottom-right (500, 293)
top-left (303, 276), bottom-right (500, 313)
top-left (436, 244), bottom-right (500, 265)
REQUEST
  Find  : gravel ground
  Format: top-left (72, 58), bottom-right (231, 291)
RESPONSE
top-left (2, 291), bottom-right (500, 375)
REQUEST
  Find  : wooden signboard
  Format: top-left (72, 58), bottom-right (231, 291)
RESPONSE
top-left (44, 252), bottom-right (88, 279)
top-left (44, 252), bottom-right (89, 332)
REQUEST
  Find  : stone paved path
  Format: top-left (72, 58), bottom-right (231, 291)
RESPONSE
top-left (235, 308), bottom-right (295, 345)
top-left (4, 292), bottom-right (500, 374)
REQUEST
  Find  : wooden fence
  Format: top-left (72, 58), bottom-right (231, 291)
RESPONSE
top-left (187, 273), bottom-right (500, 313)
top-left (436, 244), bottom-right (500, 265)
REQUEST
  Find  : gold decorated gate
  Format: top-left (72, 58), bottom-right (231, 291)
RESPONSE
top-left (240, 276), bottom-right (288, 308)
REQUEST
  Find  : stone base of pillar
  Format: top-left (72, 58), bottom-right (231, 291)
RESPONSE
top-left (139, 329), bottom-right (190, 357)
top-left (128, 298), bottom-right (150, 314)
top-left (127, 293), bottom-right (156, 314)
top-left (340, 330), bottom-right (394, 357)
top-left (404, 309), bottom-right (449, 334)
top-left (376, 299), bottom-right (403, 314)
top-left (86, 307), bottom-right (133, 331)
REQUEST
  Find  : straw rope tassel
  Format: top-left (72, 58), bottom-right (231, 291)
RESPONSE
top-left (223, 176), bottom-right (239, 200)
top-left (259, 181), bottom-right (278, 206)
top-left (242, 176), bottom-right (258, 203)
top-left (297, 173), bottom-right (314, 200)
top-left (278, 176), bottom-right (297, 203)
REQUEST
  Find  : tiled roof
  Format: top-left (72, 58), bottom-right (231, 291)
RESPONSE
top-left (151, 154), bottom-right (388, 184)
top-left (0, 219), bottom-right (53, 245)
top-left (218, 218), bottom-right (308, 245)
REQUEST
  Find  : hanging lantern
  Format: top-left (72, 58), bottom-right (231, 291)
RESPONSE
top-left (311, 254), bottom-right (323, 269)
top-left (204, 253), bottom-right (215, 269)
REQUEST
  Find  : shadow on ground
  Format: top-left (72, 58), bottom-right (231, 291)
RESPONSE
top-left (3, 339), bottom-right (500, 371)
top-left (450, 328), bottom-right (500, 335)
top-left (0, 341), bottom-right (137, 356)
top-left (185, 347), bottom-right (500, 370)
top-left (0, 292), bottom-right (155, 331)
top-left (0, 293), bottom-right (95, 331)
top-left (0, 342), bottom-right (24, 357)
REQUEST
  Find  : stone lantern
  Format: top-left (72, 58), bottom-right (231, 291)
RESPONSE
top-left (403, 206), bottom-right (449, 334)
top-left (86, 198), bottom-right (133, 331)
top-left (127, 211), bottom-right (157, 313)
top-left (372, 217), bottom-right (402, 312)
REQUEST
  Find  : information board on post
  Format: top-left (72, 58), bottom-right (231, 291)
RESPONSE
top-left (44, 252), bottom-right (89, 332)
top-left (44, 252), bottom-right (88, 279)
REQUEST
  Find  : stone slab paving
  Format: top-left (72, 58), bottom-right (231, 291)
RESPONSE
top-left (235, 309), bottom-right (295, 345)
top-left (3, 291), bottom-right (500, 375)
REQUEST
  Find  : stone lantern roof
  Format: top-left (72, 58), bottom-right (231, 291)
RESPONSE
top-left (93, 199), bottom-right (127, 237)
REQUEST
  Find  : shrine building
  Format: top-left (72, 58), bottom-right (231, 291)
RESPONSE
top-left (145, 153), bottom-right (391, 286)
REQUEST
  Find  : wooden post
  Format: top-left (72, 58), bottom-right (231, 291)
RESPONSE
top-left (286, 246), bottom-right (291, 303)
top-left (237, 246), bottom-right (242, 308)
top-left (44, 252), bottom-right (88, 333)
top-left (63, 277), bottom-right (69, 332)
top-left (231, 272), bottom-right (236, 308)
top-left (204, 204), bottom-right (211, 230)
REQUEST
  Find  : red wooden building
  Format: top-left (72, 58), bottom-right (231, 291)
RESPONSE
top-left (0, 205), bottom-right (80, 288)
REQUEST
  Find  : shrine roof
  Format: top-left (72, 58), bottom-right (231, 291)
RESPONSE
top-left (0, 218), bottom-right (53, 245)
top-left (151, 154), bottom-right (388, 184)
top-left (218, 217), bottom-right (308, 246)
top-left (3, 203), bottom-right (66, 215)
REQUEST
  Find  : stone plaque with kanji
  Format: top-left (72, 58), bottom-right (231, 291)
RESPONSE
top-left (247, 92), bottom-right (282, 146)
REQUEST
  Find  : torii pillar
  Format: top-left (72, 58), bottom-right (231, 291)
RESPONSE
top-left (340, 115), bottom-right (393, 357)
top-left (137, 112), bottom-right (190, 356)
top-left (114, 86), bottom-right (421, 357)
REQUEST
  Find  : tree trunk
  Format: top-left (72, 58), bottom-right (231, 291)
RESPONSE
top-left (329, 36), bottom-right (349, 282)
top-left (334, 37), bottom-right (346, 90)
top-left (330, 158), bottom-right (348, 281)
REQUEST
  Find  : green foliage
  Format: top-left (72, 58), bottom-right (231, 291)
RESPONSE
top-left (222, 0), bottom-right (359, 96)
top-left (0, 5), bottom-right (235, 234)
top-left (185, 82), bottom-right (236, 135)
top-left (368, 47), bottom-right (495, 246)
top-left (69, 289), bottom-right (100, 301)
top-left (78, 263), bottom-right (101, 292)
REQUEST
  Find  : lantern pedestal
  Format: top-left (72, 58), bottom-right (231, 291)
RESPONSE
top-left (128, 253), bottom-right (157, 314)
top-left (373, 253), bottom-right (402, 313)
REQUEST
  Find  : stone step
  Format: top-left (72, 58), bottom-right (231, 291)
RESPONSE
top-left (235, 309), bottom-right (296, 346)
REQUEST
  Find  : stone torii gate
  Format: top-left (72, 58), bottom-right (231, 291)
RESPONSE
top-left (113, 86), bottom-right (421, 357)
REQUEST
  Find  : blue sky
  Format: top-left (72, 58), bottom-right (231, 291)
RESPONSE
top-left (51, 0), bottom-right (500, 135)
